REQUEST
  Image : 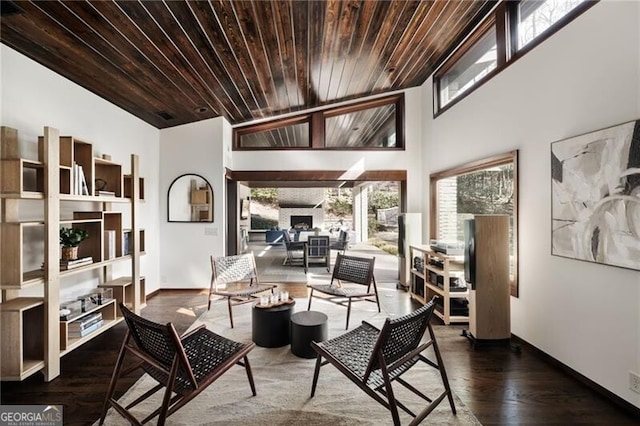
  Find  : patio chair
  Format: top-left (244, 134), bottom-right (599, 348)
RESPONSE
top-left (330, 230), bottom-right (349, 254)
top-left (309, 297), bottom-right (456, 426)
top-left (282, 230), bottom-right (306, 266)
top-left (305, 235), bottom-right (331, 273)
top-left (100, 304), bottom-right (257, 426)
top-left (208, 252), bottom-right (276, 328)
top-left (307, 253), bottom-right (380, 329)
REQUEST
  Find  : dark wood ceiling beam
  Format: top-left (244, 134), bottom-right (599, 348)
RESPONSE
top-left (227, 169), bottom-right (407, 183)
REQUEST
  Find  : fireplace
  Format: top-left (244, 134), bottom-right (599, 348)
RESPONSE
top-left (290, 215), bottom-right (313, 230)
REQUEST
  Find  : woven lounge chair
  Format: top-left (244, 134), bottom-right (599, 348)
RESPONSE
top-left (208, 252), bottom-right (276, 328)
top-left (307, 253), bottom-right (380, 329)
top-left (100, 304), bottom-right (256, 426)
top-left (309, 297), bottom-right (456, 426)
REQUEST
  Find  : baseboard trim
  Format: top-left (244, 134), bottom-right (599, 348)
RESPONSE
top-left (512, 333), bottom-right (640, 418)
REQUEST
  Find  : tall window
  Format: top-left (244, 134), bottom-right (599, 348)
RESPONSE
top-left (430, 151), bottom-right (519, 296)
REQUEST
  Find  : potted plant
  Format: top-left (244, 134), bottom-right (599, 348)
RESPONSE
top-left (60, 227), bottom-right (88, 260)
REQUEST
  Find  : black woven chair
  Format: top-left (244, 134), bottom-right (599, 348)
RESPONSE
top-left (100, 304), bottom-right (256, 426)
top-left (305, 235), bottom-right (331, 273)
top-left (307, 253), bottom-right (380, 329)
top-left (310, 297), bottom-right (456, 426)
top-left (282, 230), bottom-right (306, 266)
top-left (208, 252), bottom-right (276, 328)
top-left (330, 230), bottom-right (349, 253)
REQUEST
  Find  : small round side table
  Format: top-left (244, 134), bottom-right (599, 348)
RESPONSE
top-left (290, 310), bottom-right (328, 358)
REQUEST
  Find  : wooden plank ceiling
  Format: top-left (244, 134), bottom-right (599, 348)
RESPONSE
top-left (1, 0), bottom-right (496, 129)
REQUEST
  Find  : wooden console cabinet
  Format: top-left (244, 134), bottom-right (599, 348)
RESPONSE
top-left (409, 245), bottom-right (468, 324)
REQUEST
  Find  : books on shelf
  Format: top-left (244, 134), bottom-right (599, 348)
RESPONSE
top-left (69, 312), bottom-right (102, 329)
top-left (71, 162), bottom-right (90, 196)
top-left (60, 256), bottom-right (93, 270)
top-left (123, 231), bottom-right (131, 256)
top-left (69, 317), bottom-right (104, 337)
top-left (68, 312), bottom-right (104, 337)
top-left (41, 256), bottom-right (94, 270)
top-left (104, 230), bottom-right (116, 260)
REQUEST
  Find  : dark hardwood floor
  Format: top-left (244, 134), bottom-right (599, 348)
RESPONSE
top-left (1, 288), bottom-right (637, 425)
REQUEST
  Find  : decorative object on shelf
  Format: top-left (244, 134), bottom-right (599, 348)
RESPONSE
top-left (551, 119), bottom-right (640, 271)
top-left (94, 178), bottom-right (107, 191)
top-left (168, 173), bottom-right (214, 222)
top-left (59, 227), bottom-right (88, 260)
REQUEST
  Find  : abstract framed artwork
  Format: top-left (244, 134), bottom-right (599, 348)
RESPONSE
top-left (551, 119), bottom-right (640, 270)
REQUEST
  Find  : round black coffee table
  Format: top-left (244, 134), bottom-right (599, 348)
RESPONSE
top-left (252, 301), bottom-right (296, 348)
top-left (290, 310), bottom-right (328, 358)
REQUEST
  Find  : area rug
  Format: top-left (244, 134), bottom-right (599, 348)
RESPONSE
top-left (99, 299), bottom-right (481, 425)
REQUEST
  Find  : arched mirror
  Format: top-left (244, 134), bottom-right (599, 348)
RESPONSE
top-left (168, 174), bottom-right (213, 222)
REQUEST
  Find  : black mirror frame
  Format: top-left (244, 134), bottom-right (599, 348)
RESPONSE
top-left (167, 173), bottom-right (214, 223)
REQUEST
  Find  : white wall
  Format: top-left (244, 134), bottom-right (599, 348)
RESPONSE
top-left (422, 1), bottom-right (640, 406)
top-left (159, 118), bottom-right (227, 288)
top-left (0, 45), bottom-right (161, 298)
top-left (231, 87), bottom-right (425, 215)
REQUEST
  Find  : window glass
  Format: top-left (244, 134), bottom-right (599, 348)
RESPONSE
top-left (432, 159), bottom-right (518, 294)
top-left (325, 104), bottom-right (396, 148)
top-left (439, 26), bottom-right (497, 108)
top-left (238, 122), bottom-right (309, 148)
top-left (517, 0), bottom-right (585, 49)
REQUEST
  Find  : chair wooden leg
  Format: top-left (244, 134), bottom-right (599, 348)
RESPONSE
top-left (380, 361), bottom-right (401, 426)
top-left (99, 332), bottom-right (130, 425)
top-left (227, 297), bottom-right (234, 328)
top-left (372, 279), bottom-right (381, 313)
top-left (243, 355), bottom-right (257, 396)
top-left (307, 289), bottom-right (314, 310)
top-left (428, 323), bottom-right (456, 414)
top-left (157, 359), bottom-right (181, 426)
top-left (346, 298), bottom-right (352, 329)
top-left (310, 353), bottom-right (323, 397)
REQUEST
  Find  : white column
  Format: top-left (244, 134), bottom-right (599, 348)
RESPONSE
top-left (353, 184), bottom-right (369, 243)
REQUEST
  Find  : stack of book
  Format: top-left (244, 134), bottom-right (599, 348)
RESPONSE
top-left (59, 256), bottom-right (93, 270)
top-left (68, 312), bottom-right (103, 338)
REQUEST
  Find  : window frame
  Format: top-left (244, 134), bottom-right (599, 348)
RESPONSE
top-left (233, 94), bottom-right (404, 151)
top-left (434, 0), bottom-right (597, 117)
top-left (429, 150), bottom-right (519, 297)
